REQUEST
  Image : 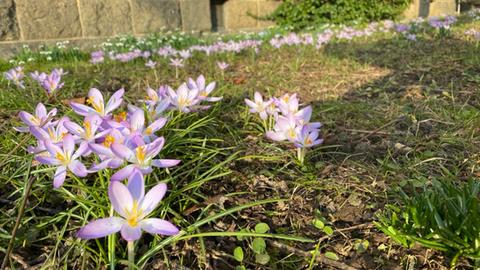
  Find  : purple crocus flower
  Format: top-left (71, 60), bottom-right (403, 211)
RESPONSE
top-left (63, 114), bottom-right (109, 156)
top-left (216, 61), bottom-right (229, 71)
top-left (125, 108), bottom-right (167, 143)
top-left (30, 117), bottom-right (70, 145)
top-left (266, 114), bottom-right (300, 142)
top-left (30, 71), bottom-right (47, 83)
top-left (294, 126), bottom-right (323, 148)
top-left (167, 83), bottom-right (199, 113)
top-left (41, 69), bottom-right (65, 96)
top-left (169, 58), bottom-right (184, 68)
top-left (89, 129), bottom-right (126, 171)
top-left (145, 60), bottom-right (157, 69)
top-left (71, 88), bottom-right (124, 118)
top-left (187, 75), bottom-right (222, 102)
top-left (35, 134), bottom-right (88, 188)
top-left (277, 93), bottom-right (299, 116)
top-left (4, 66), bottom-right (25, 89)
top-left (90, 50), bottom-right (104, 64)
top-left (245, 92), bottom-right (272, 120)
top-left (77, 171), bottom-right (179, 241)
top-left (110, 137), bottom-right (180, 181)
top-left (179, 50), bottom-right (191, 59)
top-left (16, 103), bottom-right (57, 132)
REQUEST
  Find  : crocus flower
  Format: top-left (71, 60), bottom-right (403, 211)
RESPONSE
top-left (110, 137), bottom-right (180, 181)
top-left (35, 134), bottom-right (88, 188)
top-left (216, 61), bottom-right (229, 71)
top-left (4, 66), bottom-right (25, 89)
top-left (30, 117), bottom-right (70, 145)
top-left (30, 71), bottom-right (47, 83)
top-left (245, 92), bottom-right (272, 120)
top-left (167, 83), bottom-right (199, 113)
top-left (145, 60), bottom-right (157, 69)
top-left (169, 58), bottom-right (184, 68)
top-left (77, 171), bottom-right (179, 241)
top-left (124, 108), bottom-right (167, 143)
top-left (294, 126), bottom-right (323, 148)
top-left (89, 129), bottom-right (126, 171)
top-left (71, 88), bottom-right (124, 118)
top-left (41, 69), bottom-right (64, 96)
top-left (64, 114), bottom-right (109, 155)
top-left (16, 103), bottom-right (57, 132)
top-left (266, 114), bottom-right (300, 142)
top-left (187, 75), bottom-right (222, 102)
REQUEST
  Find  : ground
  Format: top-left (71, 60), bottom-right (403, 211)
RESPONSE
top-left (0, 16), bottom-right (480, 270)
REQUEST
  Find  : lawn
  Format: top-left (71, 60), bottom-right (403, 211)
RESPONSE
top-left (1, 13), bottom-right (480, 270)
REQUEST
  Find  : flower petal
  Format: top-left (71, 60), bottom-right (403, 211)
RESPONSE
top-left (68, 160), bottom-right (88, 177)
top-left (151, 159), bottom-right (180, 168)
top-left (53, 166), bottom-right (67, 188)
top-left (127, 171), bottom-right (145, 201)
top-left (140, 183), bottom-right (167, 216)
top-left (111, 164), bottom-right (136, 182)
top-left (120, 224), bottom-right (142, 241)
top-left (70, 102), bottom-right (95, 116)
top-left (140, 218), bottom-right (179, 236)
top-left (108, 181), bottom-right (133, 218)
top-left (111, 143), bottom-right (135, 160)
top-left (77, 217), bottom-right (123, 239)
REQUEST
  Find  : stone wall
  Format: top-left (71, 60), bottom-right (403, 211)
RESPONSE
top-left (403, 0), bottom-right (457, 19)
top-left (0, 0), bottom-right (458, 44)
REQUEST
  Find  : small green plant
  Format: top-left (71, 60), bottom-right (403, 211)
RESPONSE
top-left (375, 180), bottom-right (480, 267)
top-left (269, 0), bottom-right (413, 29)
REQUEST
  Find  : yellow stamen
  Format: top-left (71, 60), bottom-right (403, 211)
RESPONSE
top-left (84, 121), bottom-right (92, 138)
top-left (288, 128), bottom-right (296, 139)
top-left (145, 127), bottom-right (153, 135)
top-left (87, 97), bottom-right (104, 114)
top-left (135, 146), bottom-right (146, 163)
top-left (103, 135), bottom-right (115, 147)
top-left (114, 111), bottom-right (127, 122)
top-left (30, 116), bottom-right (40, 125)
top-left (125, 200), bottom-right (143, 227)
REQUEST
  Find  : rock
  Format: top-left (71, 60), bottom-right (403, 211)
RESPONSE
top-left (0, 0), bottom-right (19, 41)
top-left (179, 0), bottom-right (211, 32)
top-left (15, 0), bottom-right (82, 40)
top-left (130, 0), bottom-right (181, 34)
top-left (78, 0), bottom-right (133, 36)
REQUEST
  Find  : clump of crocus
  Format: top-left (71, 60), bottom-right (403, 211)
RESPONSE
top-left (30, 68), bottom-right (66, 97)
top-left (246, 91), bottom-right (323, 164)
top-left (4, 66), bottom-right (25, 89)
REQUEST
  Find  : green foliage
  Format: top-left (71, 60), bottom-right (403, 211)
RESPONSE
top-left (375, 180), bottom-right (480, 267)
top-left (269, 0), bottom-right (413, 29)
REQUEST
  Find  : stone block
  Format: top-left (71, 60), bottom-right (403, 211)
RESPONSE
top-left (179, 0), bottom-right (211, 32)
top-left (130, 0), bottom-right (181, 34)
top-left (79, 0), bottom-right (133, 37)
top-left (429, 0), bottom-right (457, 16)
top-left (0, 0), bottom-right (19, 41)
top-left (223, 0), bottom-right (259, 30)
top-left (15, 0), bottom-right (82, 40)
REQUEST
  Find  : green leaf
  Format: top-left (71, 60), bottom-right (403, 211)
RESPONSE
top-left (323, 226), bottom-right (334, 235)
top-left (255, 223), bottom-right (270, 234)
top-left (324, 251), bottom-right (339, 261)
top-left (312, 219), bottom-right (325, 230)
top-left (233, 246), bottom-right (244, 262)
top-left (255, 253), bottom-right (270, 265)
top-left (235, 266), bottom-right (246, 270)
top-left (252, 238), bottom-right (266, 254)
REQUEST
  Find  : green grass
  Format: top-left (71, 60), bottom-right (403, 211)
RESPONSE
top-left (1, 15), bottom-right (480, 269)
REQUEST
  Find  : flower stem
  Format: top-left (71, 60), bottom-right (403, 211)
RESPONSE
top-left (127, 241), bottom-right (135, 270)
top-left (108, 206), bottom-right (116, 270)
top-left (297, 147), bottom-right (306, 165)
top-left (1, 176), bottom-right (36, 270)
